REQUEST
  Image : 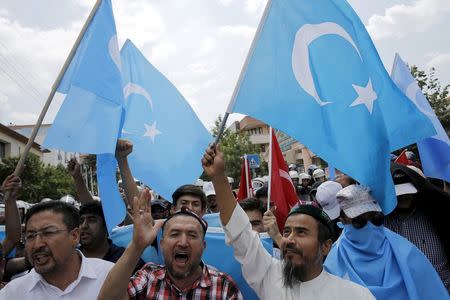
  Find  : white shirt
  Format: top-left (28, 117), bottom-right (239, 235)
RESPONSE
top-left (0, 251), bottom-right (113, 300)
top-left (223, 205), bottom-right (375, 300)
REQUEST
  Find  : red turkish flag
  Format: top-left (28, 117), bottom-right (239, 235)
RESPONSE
top-left (395, 149), bottom-right (411, 165)
top-left (237, 156), bottom-right (253, 201)
top-left (270, 129), bottom-right (299, 230)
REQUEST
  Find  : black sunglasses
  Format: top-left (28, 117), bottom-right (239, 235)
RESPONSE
top-left (351, 214), bottom-right (384, 229)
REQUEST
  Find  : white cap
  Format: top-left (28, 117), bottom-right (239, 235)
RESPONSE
top-left (203, 181), bottom-right (216, 197)
top-left (289, 170), bottom-right (299, 179)
top-left (394, 183), bottom-right (418, 196)
top-left (316, 181), bottom-right (342, 220)
top-left (299, 173), bottom-right (311, 180)
top-left (313, 169), bottom-right (325, 179)
top-left (406, 165), bottom-right (426, 178)
top-left (392, 166), bottom-right (419, 196)
top-left (60, 195), bottom-right (76, 205)
top-left (195, 178), bottom-right (204, 187)
top-left (336, 185), bottom-right (382, 218)
top-left (252, 178), bottom-right (265, 191)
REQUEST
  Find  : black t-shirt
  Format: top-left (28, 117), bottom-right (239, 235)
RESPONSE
top-left (80, 240), bottom-right (146, 273)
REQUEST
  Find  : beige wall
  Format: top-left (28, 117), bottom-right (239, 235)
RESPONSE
top-left (0, 131), bottom-right (43, 161)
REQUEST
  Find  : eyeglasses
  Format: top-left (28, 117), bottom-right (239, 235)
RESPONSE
top-left (24, 228), bottom-right (69, 242)
top-left (351, 214), bottom-right (384, 229)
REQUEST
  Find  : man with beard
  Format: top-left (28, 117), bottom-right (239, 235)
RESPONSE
top-left (78, 202), bottom-right (145, 270)
top-left (201, 145), bottom-right (373, 299)
top-left (0, 201), bottom-right (113, 298)
top-left (98, 189), bottom-right (242, 299)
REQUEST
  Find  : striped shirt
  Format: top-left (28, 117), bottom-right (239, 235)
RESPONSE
top-left (384, 209), bottom-right (450, 291)
top-left (127, 262), bottom-right (242, 299)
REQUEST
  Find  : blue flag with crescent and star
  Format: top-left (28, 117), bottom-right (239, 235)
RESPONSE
top-left (44, 0), bottom-right (123, 155)
top-left (42, 0), bottom-right (126, 232)
top-left (228, 0), bottom-right (436, 213)
top-left (391, 54), bottom-right (450, 182)
top-left (120, 40), bottom-right (212, 200)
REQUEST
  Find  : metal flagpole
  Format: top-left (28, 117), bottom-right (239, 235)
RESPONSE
top-left (267, 127), bottom-right (273, 211)
top-left (244, 154), bottom-right (251, 197)
top-left (214, 0), bottom-right (274, 145)
top-left (4, 0), bottom-right (103, 202)
top-left (89, 166), bottom-right (95, 195)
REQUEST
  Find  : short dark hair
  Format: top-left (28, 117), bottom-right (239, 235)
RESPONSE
top-left (172, 184), bottom-right (206, 209)
top-left (316, 220), bottom-right (332, 244)
top-left (79, 202), bottom-right (106, 226)
top-left (239, 198), bottom-right (265, 215)
top-left (255, 186), bottom-right (268, 199)
top-left (25, 201), bottom-right (80, 231)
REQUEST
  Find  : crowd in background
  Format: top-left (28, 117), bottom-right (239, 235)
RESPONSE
top-left (0, 140), bottom-right (449, 299)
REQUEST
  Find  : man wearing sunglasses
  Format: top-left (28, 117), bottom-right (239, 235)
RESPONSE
top-left (324, 184), bottom-right (448, 300)
top-left (0, 201), bottom-right (114, 298)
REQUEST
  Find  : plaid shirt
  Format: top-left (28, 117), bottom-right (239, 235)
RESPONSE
top-left (127, 262), bottom-right (242, 299)
top-left (385, 209), bottom-right (450, 290)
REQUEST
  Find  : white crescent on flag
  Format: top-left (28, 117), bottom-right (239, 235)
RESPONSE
top-left (279, 169), bottom-right (296, 192)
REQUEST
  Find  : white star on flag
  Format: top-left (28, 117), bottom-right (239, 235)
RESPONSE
top-left (350, 79), bottom-right (378, 114)
top-left (143, 121), bottom-right (162, 143)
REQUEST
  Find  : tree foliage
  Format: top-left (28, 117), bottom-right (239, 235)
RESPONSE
top-left (0, 154), bottom-right (75, 203)
top-left (205, 115), bottom-right (268, 184)
top-left (410, 65), bottom-right (450, 135)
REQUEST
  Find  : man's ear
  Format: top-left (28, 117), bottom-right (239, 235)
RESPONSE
top-left (71, 227), bottom-right (80, 246)
top-left (321, 239), bottom-right (333, 256)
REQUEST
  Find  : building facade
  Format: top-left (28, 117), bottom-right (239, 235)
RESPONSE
top-left (0, 123), bottom-right (46, 162)
top-left (8, 124), bottom-right (79, 166)
top-left (231, 116), bottom-right (327, 172)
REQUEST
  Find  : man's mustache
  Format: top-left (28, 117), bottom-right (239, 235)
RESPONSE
top-left (283, 244), bottom-right (303, 257)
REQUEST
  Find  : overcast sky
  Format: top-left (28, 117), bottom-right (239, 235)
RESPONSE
top-left (0, 0), bottom-right (449, 130)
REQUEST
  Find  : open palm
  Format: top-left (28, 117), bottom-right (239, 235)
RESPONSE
top-left (131, 189), bottom-right (163, 250)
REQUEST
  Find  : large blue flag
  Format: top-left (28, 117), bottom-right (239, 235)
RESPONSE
top-left (228, 0), bottom-right (435, 213)
top-left (325, 224), bottom-right (449, 299)
top-left (391, 54), bottom-right (450, 182)
top-left (97, 154), bottom-right (126, 233)
top-left (119, 40), bottom-right (212, 200)
top-left (44, 0), bottom-right (123, 154)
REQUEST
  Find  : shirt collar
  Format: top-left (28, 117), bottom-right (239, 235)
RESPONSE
top-left (299, 268), bottom-right (327, 289)
top-left (28, 250), bottom-right (97, 292)
top-left (163, 261), bottom-right (212, 290)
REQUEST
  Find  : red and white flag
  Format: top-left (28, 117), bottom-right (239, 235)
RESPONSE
top-left (237, 155), bottom-right (253, 201)
top-left (269, 128), bottom-right (299, 230)
top-left (395, 149), bottom-right (411, 165)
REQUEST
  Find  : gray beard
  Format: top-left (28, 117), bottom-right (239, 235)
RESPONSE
top-left (282, 260), bottom-right (307, 288)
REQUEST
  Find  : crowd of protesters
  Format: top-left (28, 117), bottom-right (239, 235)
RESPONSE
top-left (0, 140), bottom-right (448, 299)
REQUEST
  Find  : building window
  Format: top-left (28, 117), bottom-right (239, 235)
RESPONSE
top-left (0, 142), bottom-right (5, 159)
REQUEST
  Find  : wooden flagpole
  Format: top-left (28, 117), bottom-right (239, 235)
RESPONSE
top-left (4, 0), bottom-right (103, 201)
top-left (267, 127), bottom-right (273, 211)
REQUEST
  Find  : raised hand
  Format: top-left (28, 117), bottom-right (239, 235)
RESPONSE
top-left (115, 139), bottom-right (133, 159)
top-left (1, 175), bottom-right (22, 200)
top-left (263, 210), bottom-right (282, 246)
top-left (131, 188), bottom-right (163, 251)
top-left (201, 144), bottom-right (226, 179)
top-left (67, 158), bottom-right (81, 178)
